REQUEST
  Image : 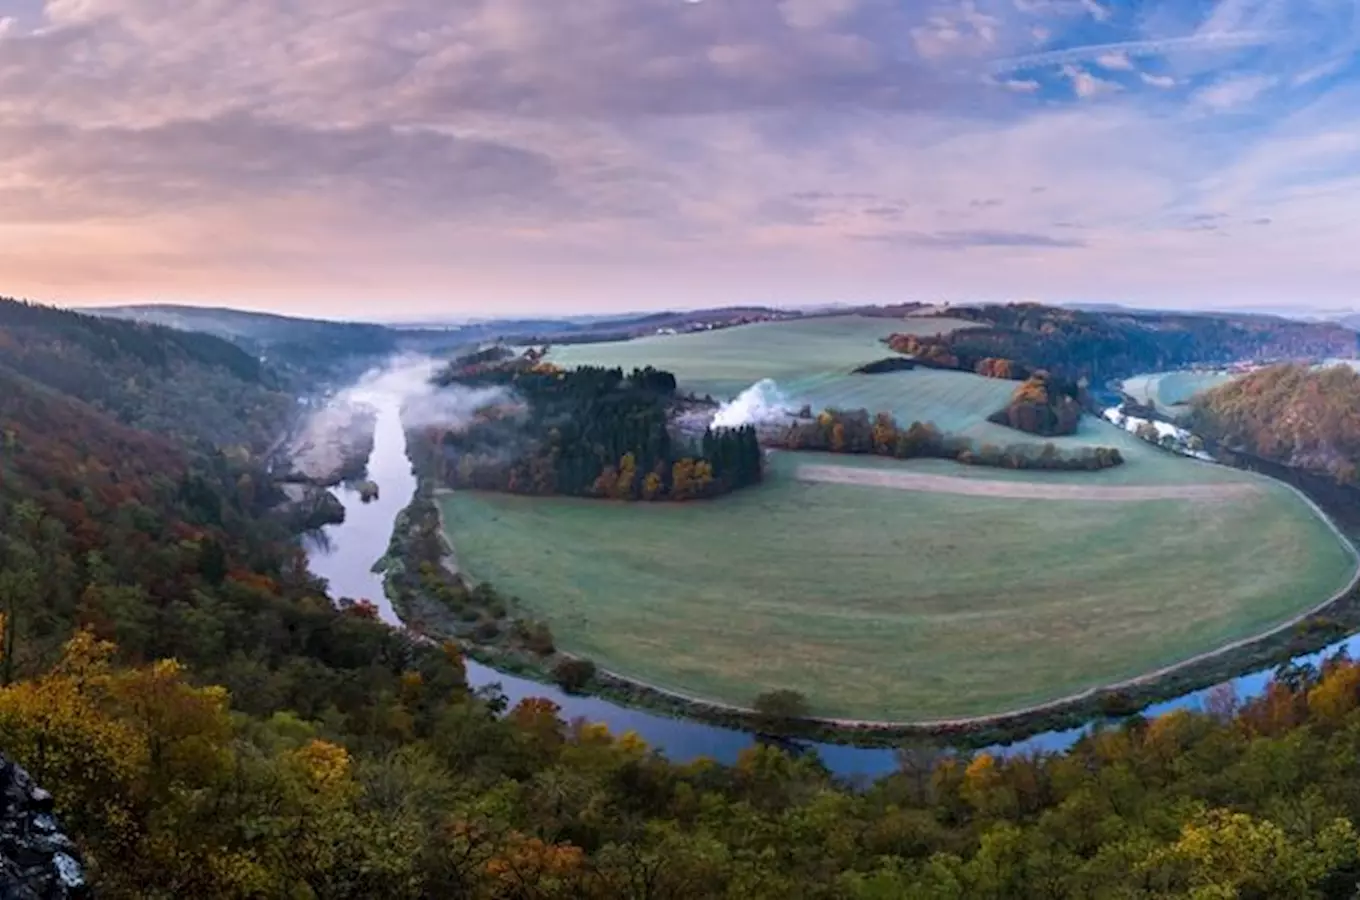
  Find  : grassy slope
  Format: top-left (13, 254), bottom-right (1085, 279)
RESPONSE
top-left (783, 368), bottom-right (1217, 481)
top-left (552, 316), bottom-right (1218, 483)
top-left (441, 451), bottom-right (1356, 721)
top-left (1122, 371), bottom-right (1236, 415)
top-left (549, 315), bottom-right (978, 397)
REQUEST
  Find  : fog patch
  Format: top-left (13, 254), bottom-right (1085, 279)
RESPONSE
top-left (331, 353), bottom-right (522, 434)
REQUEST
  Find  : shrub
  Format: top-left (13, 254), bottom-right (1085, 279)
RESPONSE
top-left (553, 658), bottom-right (597, 693)
top-left (515, 619), bottom-right (556, 656)
top-left (753, 689), bottom-right (810, 732)
top-left (1097, 691), bottom-right (1140, 718)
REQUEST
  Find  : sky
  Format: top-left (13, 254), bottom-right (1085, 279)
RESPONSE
top-left (3, 0), bottom-right (1360, 318)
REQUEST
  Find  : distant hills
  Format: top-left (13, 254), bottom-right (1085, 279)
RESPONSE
top-left (92, 303), bottom-right (799, 374)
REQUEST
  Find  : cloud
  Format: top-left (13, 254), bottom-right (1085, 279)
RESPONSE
top-left (0, 115), bottom-right (561, 225)
top-left (989, 31), bottom-right (1278, 74)
top-left (1095, 51), bottom-right (1135, 71)
top-left (1195, 74), bottom-right (1277, 111)
top-left (857, 229), bottom-right (1087, 249)
top-left (1060, 64), bottom-right (1120, 99)
top-left (1293, 58), bottom-right (1349, 88)
top-left (0, 0), bottom-right (1358, 316)
top-left (1081, 0), bottom-right (1111, 23)
top-left (0, 0), bottom-right (970, 124)
top-left (910, 1), bottom-right (1003, 61)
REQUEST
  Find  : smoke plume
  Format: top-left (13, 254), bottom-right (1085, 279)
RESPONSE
top-left (712, 378), bottom-right (791, 428)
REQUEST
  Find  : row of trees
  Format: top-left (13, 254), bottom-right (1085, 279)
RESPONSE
top-left (416, 364), bottom-right (763, 501)
top-left (770, 408), bottom-right (1124, 471)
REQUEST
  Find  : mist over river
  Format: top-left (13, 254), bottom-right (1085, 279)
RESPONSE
top-left (304, 361), bottom-right (1360, 778)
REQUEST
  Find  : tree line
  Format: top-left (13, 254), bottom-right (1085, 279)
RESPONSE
top-left (769, 408), bottom-right (1124, 471)
top-left (415, 363), bottom-right (763, 501)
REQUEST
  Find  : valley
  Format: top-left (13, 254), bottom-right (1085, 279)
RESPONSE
top-left (395, 311), bottom-right (1360, 733)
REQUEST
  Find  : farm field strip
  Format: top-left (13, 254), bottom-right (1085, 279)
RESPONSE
top-left (793, 462), bottom-right (1261, 501)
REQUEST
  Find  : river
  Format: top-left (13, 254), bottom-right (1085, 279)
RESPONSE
top-left (306, 387), bottom-right (1360, 780)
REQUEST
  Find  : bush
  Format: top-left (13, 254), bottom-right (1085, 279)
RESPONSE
top-left (753, 689), bottom-right (810, 732)
top-left (1097, 691), bottom-right (1141, 718)
top-left (515, 619), bottom-right (556, 656)
top-left (553, 658), bottom-right (597, 693)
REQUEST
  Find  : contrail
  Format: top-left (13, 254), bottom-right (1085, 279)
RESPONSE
top-left (988, 31), bottom-right (1280, 74)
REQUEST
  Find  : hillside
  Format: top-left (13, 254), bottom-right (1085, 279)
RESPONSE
top-left (889, 302), bottom-right (1359, 384)
top-left (1191, 363), bottom-right (1360, 484)
top-left (95, 303), bottom-right (404, 383)
top-left (96, 303), bottom-right (800, 380)
top-left (0, 298), bottom-right (293, 453)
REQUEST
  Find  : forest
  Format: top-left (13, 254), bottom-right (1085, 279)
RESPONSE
top-left (889, 303), bottom-right (1359, 385)
top-left (771, 408), bottom-right (1123, 471)
top-left (1191, 363), bottom-right (1360, 485)
top-left (6, 301), bottom-right (1360, 897)
top-left (0, 298), bottom-right (294, 454)
top-left (415, 362), bottom-right (763, 501)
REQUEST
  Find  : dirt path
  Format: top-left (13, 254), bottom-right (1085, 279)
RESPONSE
top-left (795, 463), bottom-right (1262, 502)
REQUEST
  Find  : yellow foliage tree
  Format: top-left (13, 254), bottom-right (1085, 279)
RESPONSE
top-left (1307, 662), bottom-right (1360, 723)
top-left (613, 453), bottom-right (638, 500)
top-left (693, 460), bottom-right (715, 497)
top-left (642, 470), bottom-right (664, 501)
top-left (671, 458), bottom-right (696, 501)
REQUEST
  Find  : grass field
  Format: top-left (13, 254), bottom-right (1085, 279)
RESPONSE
top-left (549, 315), bottom-right (979, 398)
top-left (554, 317), bottom-right (1220, 484)
top-left (784, 368), bottom-right (1220, 483)
top-left (441, 451), bottom-right (1357, 721)
top-left (1122, 371), bottom-right (1235, 415)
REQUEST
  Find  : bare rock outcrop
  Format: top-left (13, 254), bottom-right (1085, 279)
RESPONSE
top-left (0, 754), bottom-right (88, 899)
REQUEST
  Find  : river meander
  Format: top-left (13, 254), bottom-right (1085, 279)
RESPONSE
top-left (305, 384), bottom-right (1360, 779)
